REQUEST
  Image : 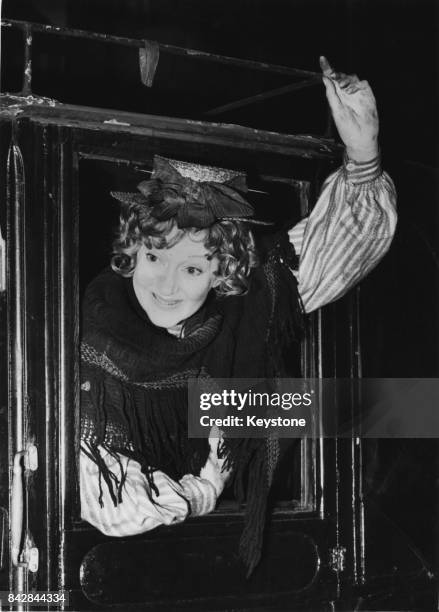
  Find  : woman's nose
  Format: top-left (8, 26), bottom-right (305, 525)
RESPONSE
top-left (156, 267), bottom-right (178, 296)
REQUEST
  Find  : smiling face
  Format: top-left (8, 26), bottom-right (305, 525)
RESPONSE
top-left (132, 229), bottom-right (219, 329)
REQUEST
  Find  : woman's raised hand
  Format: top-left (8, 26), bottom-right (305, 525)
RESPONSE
top-left (320, 55), bottom-right (379, 162)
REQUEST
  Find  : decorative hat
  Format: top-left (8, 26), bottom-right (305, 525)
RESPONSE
top-left (111, 155), bottom-right (271, 228)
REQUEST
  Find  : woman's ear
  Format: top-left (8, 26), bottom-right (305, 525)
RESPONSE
top-left (212, 275), bottom-right (222, 289)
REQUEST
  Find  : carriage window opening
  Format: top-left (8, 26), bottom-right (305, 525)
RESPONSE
top-left (78, 155), bottom-right (318, 529)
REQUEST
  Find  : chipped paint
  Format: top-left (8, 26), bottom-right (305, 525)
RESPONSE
top-left (0, 107), bottom-right (24, 117)
top-left (103, 119), bottom-right (131, 126)
top-left (20, 94), bottom-right (57, 107)
top-left (0, 93), bottom-right (59, 110)
top-left (26, 36), bottom-right (32, 45)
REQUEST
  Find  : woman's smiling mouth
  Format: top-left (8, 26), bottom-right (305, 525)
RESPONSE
top-left (152, 293), bottom-right (182, 308)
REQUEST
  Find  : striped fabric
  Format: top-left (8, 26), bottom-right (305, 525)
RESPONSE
top-left (180, 474), bottom-right (217, 516)
top-left (80, 156), bottom-right (397, 535)
top-left (80, 446), bottom-right (219, 535)
top-left (289, 156), bottom-right (397, 313)
top-left (343, 152), bottom-right (383, 184)
top-left (80, 448), bottom-right (189, 536)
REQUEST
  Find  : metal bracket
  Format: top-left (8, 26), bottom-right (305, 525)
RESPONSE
top-left (24, 444), bottom-right (38, 472)
top-left (24, 545), bottom-right (39, 573)
top-left (11, 446), bottom-right (38, 568)
top-left (329, 546), bottom-right (347, 573)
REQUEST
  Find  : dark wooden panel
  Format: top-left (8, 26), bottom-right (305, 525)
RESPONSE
top-left (80, 531), bottom-right (319, 607)
top-left (63, 515), bottom-right (342, 610)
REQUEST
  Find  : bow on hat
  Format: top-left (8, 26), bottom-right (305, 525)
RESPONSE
top-left (111, 155), bottom-right (269, 229)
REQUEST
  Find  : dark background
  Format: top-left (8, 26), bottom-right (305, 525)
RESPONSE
top-left (1, 0), bottom-right (438, 582)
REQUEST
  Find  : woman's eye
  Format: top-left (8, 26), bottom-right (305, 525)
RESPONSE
top-left (186, 266), bottom-right (202, 276)
top-left (145, 252), bottom-right (158, 263)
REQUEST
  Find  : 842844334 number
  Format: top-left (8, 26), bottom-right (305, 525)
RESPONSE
top-left (0, 592), bottom-right (69, 607)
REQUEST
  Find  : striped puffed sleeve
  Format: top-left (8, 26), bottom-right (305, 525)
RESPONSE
top-left (80, 446), bottom-right (219, 536)
top-left (288, 154), bottom-right (397, 313)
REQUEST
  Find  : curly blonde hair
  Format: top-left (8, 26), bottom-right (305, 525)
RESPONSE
top-left (111, 201), bottom-right (259, 297)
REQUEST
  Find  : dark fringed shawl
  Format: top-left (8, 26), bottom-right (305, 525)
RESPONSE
top-left (80, 231), bottom-right (303, 575)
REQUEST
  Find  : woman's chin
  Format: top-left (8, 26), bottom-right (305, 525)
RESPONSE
top-left (144, 304), bottom-right (187, 330)
top-left (148, 312), bottom-right (182, 329)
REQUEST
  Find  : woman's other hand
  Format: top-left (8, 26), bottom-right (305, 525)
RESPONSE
top-left (199, 425), bottom-right (232, 496)
top-left (320, 55), bottom-right (379, 162)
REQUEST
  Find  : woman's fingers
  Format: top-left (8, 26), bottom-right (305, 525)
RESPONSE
top-left (319, 56), bottom-right (379, 157)
top-left (319, 55), bottom-right (334, 77)
top-left (331, 72), bottom-right (360, 92)
top-left (320, 56), bottom-right (360, 91)
top-left (338, 74), bottom-right (354, 88)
